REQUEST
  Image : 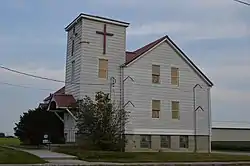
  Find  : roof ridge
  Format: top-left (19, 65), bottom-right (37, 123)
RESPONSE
top-left (134, 35), bottom-right (167, 53)
top-left (125, 35), bottom-right (168, 65)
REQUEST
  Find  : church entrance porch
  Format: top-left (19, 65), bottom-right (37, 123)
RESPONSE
top-left (47, 108), bottom-right (77, 143)
top-left (45, 91), bottom-right (78, 144)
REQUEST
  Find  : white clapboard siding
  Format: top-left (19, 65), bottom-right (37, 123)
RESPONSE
top-left (124, 41), bottom-right (211, 135)
top-left (65, 20), bottom-right (82, 99)
top-left (79, 19), bottom-right (127, 105)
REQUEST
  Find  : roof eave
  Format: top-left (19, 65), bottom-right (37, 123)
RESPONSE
top-left (65, 13), bottom-right (130, 31)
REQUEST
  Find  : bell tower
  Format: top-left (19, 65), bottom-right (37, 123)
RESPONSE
top-left (64, 14), bottom-right (130, 105)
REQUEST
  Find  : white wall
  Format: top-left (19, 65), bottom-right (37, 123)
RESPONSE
top-left (124, 41), bottom-right (211, 136)
top-left (64, 113), bottom-right (77, 143)
top-left (79, 19), bottom-right (127, 105)
top-left (65, 20), bottom-right (82, 99)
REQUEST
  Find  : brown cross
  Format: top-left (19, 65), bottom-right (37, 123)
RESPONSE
top-left (96, 24), bottom-right (114, 54)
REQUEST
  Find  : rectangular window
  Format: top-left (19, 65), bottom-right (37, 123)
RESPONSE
top-left (180, 136), bottom-right (189, 148)
top-left (71, 27), bottom-right (76, 56)
top-left (140, 135), bottom-right (151, 148)
top-left (160, 136), bottom-right (171, 148)
top-left (152, 65), bottom-right (160, 84)
top-left (171, 67), bottom-right (179, 86)
top-left (98, 59), bottom-right (108, 79)
top-left (172, 101), bottom-right (180, 119)
top-left (152, 100), bottom-right (160, 118)
top-left (71, 60), bottom-right (75, 82)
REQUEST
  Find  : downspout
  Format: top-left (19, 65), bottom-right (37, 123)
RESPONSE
top-left (207, 88), bottom-right (212, 153)
top-left (120, 64), bottom-right (125, 152)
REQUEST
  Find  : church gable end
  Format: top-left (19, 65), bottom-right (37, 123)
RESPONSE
top-left (125, 35), bottom-right (213, 87)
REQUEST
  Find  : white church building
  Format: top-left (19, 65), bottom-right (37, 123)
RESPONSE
top-left (40, 13), bottom-right (213, 152)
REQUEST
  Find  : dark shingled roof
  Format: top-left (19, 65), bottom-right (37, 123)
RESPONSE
top-left (125, 35), bottom-right (167, 65)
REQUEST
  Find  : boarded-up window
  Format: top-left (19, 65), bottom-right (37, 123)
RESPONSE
top-left (152, 100), bottom-right (160, 118)
top-left (71, 60), bottom-right (75, 82)
top-left (152, 65), bottom-right (160, 83)
top-left (180, 136), bottom-right (189, 148)
top-left (99, 59), bottom-right (108, 79)
top-left (140, 135), bottom-right (151, 148)
top-left (171, 67), bottom-right (179, 86)
top-left (172, 101), bottom-right (180, 120)
top-left (161, 136), bottom-right (171, 148)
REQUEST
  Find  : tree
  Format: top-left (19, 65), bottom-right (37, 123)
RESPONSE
top-left (14, 107), bottom-right (64, 145)
top-left (0, 133), bottom-right (5, 138)
top-left (75, 91), bottom-right (129, 151)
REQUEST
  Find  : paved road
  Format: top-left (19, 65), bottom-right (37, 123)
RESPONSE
top-left (20, 149), bottom-right (77, 160)
top-left (4, 146), bottom-right (86, 164)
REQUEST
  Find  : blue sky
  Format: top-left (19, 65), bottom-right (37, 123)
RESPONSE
top-left (0, 0), bottom-right (250, 135)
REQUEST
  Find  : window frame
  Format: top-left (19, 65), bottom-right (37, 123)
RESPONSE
top-left (179, 135), bottom-right (189, 148)
top-left (171, 100), bottom-right (180, 120)
top-left (140, 135), bottom-right (151, 149)
top-left (160, 135), bottom-right (171, 148)
top-left (152, 64), bottom-right (160, 84)
top-left (152, 100), bottom-right (160, 119)
top-left (71, 60), bottom-right (75, 82)
top-left (171, 66), bottom-right (179, 86)
top-left (98, 58), bottom-right (108, 79)
top-left (71, 26), bottom-right (76, 56)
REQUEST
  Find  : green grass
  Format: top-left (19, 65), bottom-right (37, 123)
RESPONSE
top-left (0, 147), bottom-right (46, 164)
top-left (54, 146), bottom-right (250, 163)
top-left (0, 137), bottom-right (20, 146)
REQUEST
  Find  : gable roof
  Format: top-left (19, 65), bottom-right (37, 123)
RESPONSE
top-left (125, 35), bottom-right (213, 87)
top-left (43, 86), bottom-right (65, 101)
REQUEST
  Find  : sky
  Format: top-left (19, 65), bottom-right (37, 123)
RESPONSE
top-left (0, 0), bottom-right (250, 135)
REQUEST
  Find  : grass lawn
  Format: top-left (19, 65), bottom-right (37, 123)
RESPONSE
top-left (0, 137), bottom-right (20, 146)
top-left (0, 147), bottom-right (46, 164)
top-left (54, 146), bottom-right (250, 163)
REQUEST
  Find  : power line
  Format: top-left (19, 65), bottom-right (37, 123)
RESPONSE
top-left (0, 65), bottom-right (108, 86)
top-left (0, 65), bottom-right (210, 93)
top-left (233, 0), bottom-right (250, 6)
top-left (0, 81), bottom-right (56, 91)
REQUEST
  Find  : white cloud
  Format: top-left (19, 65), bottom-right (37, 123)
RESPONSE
top-left (212, 87), bottom-right (250, 103)
top-left (124, 0), bottom-right (250, 41)
top-left (128, 20), bottom-right (250, 40)
top-left (203, 55), bottom-right (250, 104)
top-left (0, 35), bottom-right (66, 46)
top-left (207, 65), bottom-right (250, 83)
top-left (93, 0), bottom-right (234, 9)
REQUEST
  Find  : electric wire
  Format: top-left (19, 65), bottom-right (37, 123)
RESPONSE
top-left (0, 65), bottom-right (108, 86)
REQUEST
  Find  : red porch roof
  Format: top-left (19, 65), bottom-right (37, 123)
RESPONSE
top-left (52, 94), bottom-right (76, 108)
top-left (44, 86), bottom-right (65, 102)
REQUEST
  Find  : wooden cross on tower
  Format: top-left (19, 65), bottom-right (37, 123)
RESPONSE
top-left (96, 24), bottom-right (114, 54)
